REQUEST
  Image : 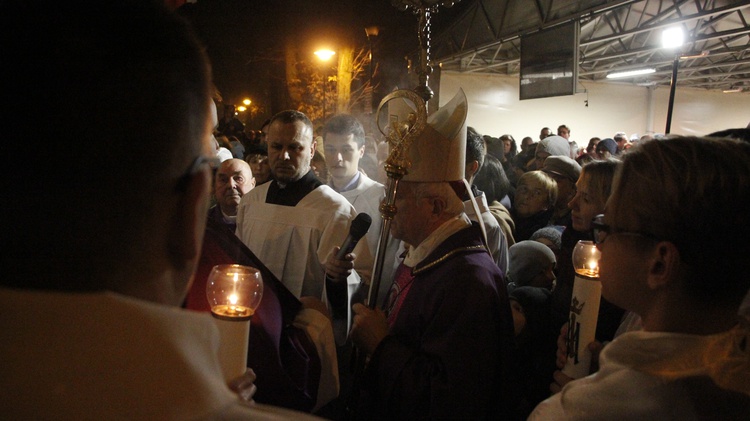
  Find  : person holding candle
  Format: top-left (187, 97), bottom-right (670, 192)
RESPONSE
top-left (0, 1), bottom-right (322, 419)
top-left (186, 140), bottom-right (339, 412)
top-left (529, 136), bottom-right (750, 420)
top-left (549, 159), bottom-right (624, 344)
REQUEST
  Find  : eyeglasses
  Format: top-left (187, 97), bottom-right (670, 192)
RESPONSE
top-left (516, 185), bottom-right (545, 198)
top-left (176, 154), bottom-right (221, 191)
top-left (591, 214), bottom-right (659, 245)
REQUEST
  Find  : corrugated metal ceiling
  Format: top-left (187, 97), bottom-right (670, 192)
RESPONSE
top-left (430, 0), bottom-right (750, 92)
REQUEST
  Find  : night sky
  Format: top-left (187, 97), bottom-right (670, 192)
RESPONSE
top-left (176, 0), bottom-right (470, 127)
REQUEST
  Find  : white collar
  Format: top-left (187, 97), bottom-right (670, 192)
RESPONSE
top-left (404, 213), bottom-right (471, 267)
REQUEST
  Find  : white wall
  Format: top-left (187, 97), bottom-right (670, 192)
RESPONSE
top-left (439, 72), bottom-right (749, 145)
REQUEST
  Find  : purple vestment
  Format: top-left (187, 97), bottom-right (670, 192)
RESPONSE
top-left (358, 223), bottom-right (517, 419)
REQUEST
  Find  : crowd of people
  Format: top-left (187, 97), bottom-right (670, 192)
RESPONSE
top-left (3, 1), bottom-right (749, 420)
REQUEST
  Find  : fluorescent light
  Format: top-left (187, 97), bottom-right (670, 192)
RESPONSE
top-left (606, 68), bottom-right (656, 79)
top-left (723, 87), bottom-right (742, 93)
top-left (662, 27), bottom-right (684, 49)
top-left (681, 50), bottom-right (708, 59)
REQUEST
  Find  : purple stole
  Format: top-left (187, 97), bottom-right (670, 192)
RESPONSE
top-left (386, 262), bottom-right (416, 327)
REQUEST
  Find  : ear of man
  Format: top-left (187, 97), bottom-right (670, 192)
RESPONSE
top-left (465, 160), bottom-right (479, 182)
top-left (430, 195), bottom-right (448, 217)
top-left (646, 241), bottom-right (681, 291)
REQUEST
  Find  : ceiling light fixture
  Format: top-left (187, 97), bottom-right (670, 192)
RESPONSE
top-left (723, 87), bottom-right (743, 93)
top-left (662, 27), bottom-right (685, 49)
top-left (606, 68), bottom-right (656, 79)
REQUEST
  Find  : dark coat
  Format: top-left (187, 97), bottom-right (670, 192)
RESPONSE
top-left (359, 223), bottom-right (517, 419)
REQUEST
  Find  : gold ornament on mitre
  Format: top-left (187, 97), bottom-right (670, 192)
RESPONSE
top-left (377, 88), bottom-right (467, 182)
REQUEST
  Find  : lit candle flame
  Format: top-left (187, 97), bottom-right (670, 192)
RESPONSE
top-left (229, 293), bottom-right (238, 305)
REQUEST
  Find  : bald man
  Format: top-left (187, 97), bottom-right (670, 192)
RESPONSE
top-left (209, 158), bottom-right (255, 232)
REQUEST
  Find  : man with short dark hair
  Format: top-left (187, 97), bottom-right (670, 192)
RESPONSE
top-left (236, 110), bottom-right (373, 344)
top-left (323, 114), bottom-right (398, 306)
top-left (613, 131), bottom-right (629, 155)
top-left (540, 127), bottom-right (552, 140)
top-left (0, 1), bottom-right (319, 419)
top-left (465, 126), bottom-right (509, 274)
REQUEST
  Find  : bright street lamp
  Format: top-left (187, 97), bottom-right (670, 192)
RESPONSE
top-left (314, 49), bottom-right (336, 61)
top-left (242, 98), bottom-right (252, 106)
top-left (662, 27), bottom-right (684, 134)
top-left (314, 49), bottom-right (336, 120)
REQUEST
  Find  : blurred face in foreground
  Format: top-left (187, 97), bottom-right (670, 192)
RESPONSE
top-left (597, 193), bottom-right (655, 313)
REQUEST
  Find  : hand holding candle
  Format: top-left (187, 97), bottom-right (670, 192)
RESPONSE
top-left (562, 241), bottom-right (602, 379)
top-left (206, 264), bottom-right (263, 380)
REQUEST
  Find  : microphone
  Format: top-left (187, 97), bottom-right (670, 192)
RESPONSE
top-left (336, 213), bottom-right (372, 259)
top-left (326, 213), bottom-right (372, 320)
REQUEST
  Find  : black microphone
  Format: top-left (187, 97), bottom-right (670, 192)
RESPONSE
top-left (327, 213), bottom-right (372, 319)
top-left (336, 213), bottom-right (372, 259)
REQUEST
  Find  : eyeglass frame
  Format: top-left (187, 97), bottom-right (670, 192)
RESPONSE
top-left (590, 214), bottom-right (660, 245)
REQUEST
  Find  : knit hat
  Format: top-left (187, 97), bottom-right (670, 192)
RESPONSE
top-left (597, 138), bottom-right (617, 155)
top-left (541, 155), bottom-right (581, 183)
top-left (530, 226), bottom-right (564, 251)
top-left (508, 240), bottom-right (557, 288)
top-left (536, 135), bottom-right (570, 157)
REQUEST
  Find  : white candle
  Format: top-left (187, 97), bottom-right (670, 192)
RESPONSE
top-left (563, 241), bottom-right (602, 379)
